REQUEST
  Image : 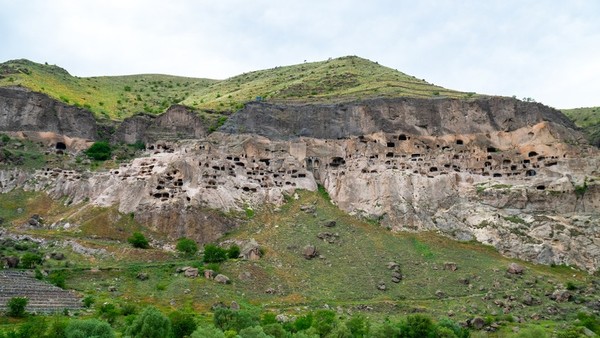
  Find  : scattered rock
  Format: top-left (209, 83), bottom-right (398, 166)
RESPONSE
top-left (303, 245), bottom-right (318, 259)
top-left (230, 301), bottom-right (240, 311)
top-left (211, 302), bottom-right (227, 310)
top-left (470, 317), bottom-right (485, 330)
top-left (507, 263), bottom-right (524, 275)
top-left (265, 288), bottom-right (276, 294)
top-left (458, 277), bottom-right (470, 285)
top-left (204, 269), bottom-right (215, 279)
top-left (323, 220), bottom-right (336, 228)
top-left (241, 239), bottom-right (261, 260)
top-left (184, 268), bottom-right (199, 278)
top-left (550, 289), bottom-right (572, 302)
top-left (108, 286), bottom-right (117, 292)
top-left (215, 274), bottom-right (230, 284)
top-left (300, 204), bottom-right (316, 213)
top-left (377, 281), bottom-right (386, 291)
top-left (444, 262), bottom-right (458, 271)
top-left (50, 252), bottom-right (65, 260)
top-left (276, 314), bottom-right (289, 322)
top-left (391, 271), bottom-right (403, 283)
top-left (386, 262), bottom-right (399, 270)
top-left (317, 232), bottom-right (339, 243)
top-left (136, 272), bottom-right (149, 281)
top-left (27, 214), bottom-right (44, 227)
top-left (3, 256), bottom-right (19, 268)
top-left (435, 290), bottom-right (446, 298)
top-left (546, 306), bottom-right (559, 315)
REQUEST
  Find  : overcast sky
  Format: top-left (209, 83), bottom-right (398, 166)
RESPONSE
top-left (0, 0), bottom-right (598, 108)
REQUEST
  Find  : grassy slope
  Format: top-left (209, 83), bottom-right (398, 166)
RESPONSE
top-left (0, 59), bottom-right (215, 120)
top-left (562, 106), bottom-right (600, 146)
top-left (0, 57), bottom-right (470, 121)
top-left (0, 189), bottom-right (592, 331)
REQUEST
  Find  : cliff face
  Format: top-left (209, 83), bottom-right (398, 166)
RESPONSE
top-left (2, 88), bottom-right (599, 271)
top-left (222, 97), bottom-right (582, 141)
top-left (0, 87), bottom-right (98, 140)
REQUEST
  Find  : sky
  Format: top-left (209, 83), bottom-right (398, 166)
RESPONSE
top-left (0, 0), bottom-right (598, 108)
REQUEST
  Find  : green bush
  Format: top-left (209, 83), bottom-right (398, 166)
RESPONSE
top-left (48, 270), bottom-right (67, 288)
top-left (312, 310), bottom-right (336, 336)
top-left (7, 296), bottom-right (28, 317)
top-left (203, 244), bottom-right (228, 263)
top-left (262, 323), bottom-right (287, 338)
top-left (346, 314), bottom-right (370, 337)
top-left (515, 325), bottom-right (549, 338)
top-left (176, 238), bottom-right (198, 256)
top-left (127, 307), bottom-right (172, 338)
top-left (128, 232), bottom-right (149, 249)
top-left (84, 142), bottom-right (112, 161)
top-left (213, 307), bottom-right (259, 332)
top-left (170, 311), bottom-right (197, 338)
top-left (293, 313), bottom-right (314, 332)
top-left (398, 314), bottom-right (437, 338)
top-left (20, 252), bottom-right (43, 268)
top-left (98, 302), bottom-right (119, 324)
top-left (65, 318), bottom-right (115, 338)
top-left (191, 325), bottom-right (225, 338)
top-left (239, 326), bottom-right (270, 338)
top-left (82, 295), bottom-right (95, 308)
top-left (227, 245), bottom-right (241, 259)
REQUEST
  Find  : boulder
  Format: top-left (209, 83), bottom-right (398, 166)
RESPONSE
top-left (136, 272), bottom-right (149, 281)
top-left (377, 281), bottom-right (386, 291)
top-left (3, 256), bottom-right (19, 268)
top-left (230, 301), bottom-right (240, 310)
top-left (300, 204), bottom-right (316, 213)
top-left (323, 220), bottom-right (337, 228)
top-left (550, 289), bottom-right (572, 302)
top-left (184, 268), bottom-right (199, 278)
top-left (386, 262), bottom-right (400, 270)
top-left (204, 269), bottom-right (215, 279)
top-left (444, 262), bottom-right (458, 271)
top-left (241, 239), bottom-right (261, 260)
top-left (50, 252), bottom-right (65, 260)
top-left (507, 263), bottom-right (524, 275)
top-left (470, 317), bottom-right (485, 330)
top-left (215, 274), bottom-right (231, 284)
top-left (435, 290), bottom-right (446, 298)
top-left (303, 245), bottom-right (318, 259)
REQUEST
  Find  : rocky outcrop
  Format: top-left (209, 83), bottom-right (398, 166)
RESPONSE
top-left (0, 87), bottom-right (98, 140)
top-left (113, 105), bottom-right (207, 144)
top-left (221, 96), bottom-right (583, 142)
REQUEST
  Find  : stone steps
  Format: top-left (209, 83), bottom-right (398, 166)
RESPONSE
top-left (0, 270), bottom-right (82, 313)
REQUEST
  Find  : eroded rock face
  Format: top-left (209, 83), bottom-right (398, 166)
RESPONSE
top-left (1, 92), bottom-right (599, 272)
top-left (0, 87), bottom-right (98, 140)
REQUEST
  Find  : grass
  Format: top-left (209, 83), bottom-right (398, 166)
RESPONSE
top-left (0, 56), bottom-right (470, 122)
top-left (562, 106), bottom-right (600, 146)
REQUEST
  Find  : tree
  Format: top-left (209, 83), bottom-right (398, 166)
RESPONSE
top-left (312, 310), bottom-right (336, 337)
top-left (239, 326), bottom-right (270, 338)
top-left (127, 307), bottom-right (172, 338)
top-left (203, 244), bottom-right (227, 263)
top-left (7, 297), bottom-right (28, 317)
top-left (176, 238), bottom-right (198, 256)
top-left (65, 318), bottom-right (115, 338)
top-left (128, 232), bottom-right (149, 249)
top-left (170, 311), bottom-right (197, 338)
top-left (84, 142), bottom-right (112, 161)
top-left (191, 325), bottom-right (225, 338)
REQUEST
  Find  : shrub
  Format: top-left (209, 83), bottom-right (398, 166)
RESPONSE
top-left (170, 311), bottom-right (197, 338)
top-left (515, 325), bottom-right (549, 338)
top-left (213, 307), bottom-right (259, 332)
top-left (346, 314), bottom-right (370, 337)
top-left (203, 244), bottom-right (228, 263)
top-left (20, 252), bottom-right (43, 268)
top-left (239, 325), bottom-right (270, 338)
top-left (65, 318), bottom-right (115, 338)
top-left (176, 238), bottom-right (198, 256)
top-left (437, 318), bottom-right (469, 338)
top-left (262, 323), bottom-right (287, 338)
top-left (191, 325), bottom-right (225, 338)
top-left (0, 134), bottom-right (10, 143)
top-left (48, 270), bottom-right (67, 288)
top-left (312, 310), bottom-right (336, 336)
top-left (398, 314), bottom-right (437, 338)
top-left (83, 295), bottom-right (95, 308)
top-left (14, 316), bottom-right (48, 337)
top-left (293, 313), bottom-right (314, 332)
top-left (127, 307), bottom-right (172, 338)
top-left (128, 232), bottom-right (149, 249)
top-left (98, 302), bottom-right (119, 324)
top-left (7, 297), bottom-right (28, 317)
top-left (84, 142), bottom-right (112, 161)
top-left (227, 245), bottom-right (241, 259)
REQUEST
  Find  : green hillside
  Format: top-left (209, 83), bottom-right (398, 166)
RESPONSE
top-left (0, 59), bottom-right (216, 120)
top-left (562, 106), bottom-right (600, 146)
top-left (0, 57), bottom-right (470, 121)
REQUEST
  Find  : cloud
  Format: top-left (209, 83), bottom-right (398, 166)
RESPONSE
top-left (0, 0), bottom-right (598, 107)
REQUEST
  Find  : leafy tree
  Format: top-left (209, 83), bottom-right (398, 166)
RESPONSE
top-left (20, 252), bottom-right (43, 268)
top-left (293, 313), bottom-right (314, 332)
top-left (84, 141), bottom-right (112, 161)
top-left (48, 270), bottom-right (67, 288)
top-left (127, 307), bottom-right (172, 338)
top-left (262, 323), bottom-right (287, 338)
top-left (369, 320), bottom-right (399, 338)
top-left (437, 318), bottom-right (469, 338)
top-left (128, 232), bottom-right (149, 249)
top-left (346, 314), bottom-right (370, 337)
top-left (398, 314), bottom-right (436, 338)
top-left (82, 295), bottom-right (95, 308)
top-left (7, 297), bottom-right (28, 317)
top-left (312, 310), bottom-right (336, 337)
top-left (98, 302), bottom-right (119, 324)
top-left (227, 245), bottom-right (241, 259)
top-left (191, 325), bottom-right (225, 338)
top-left (170, 311), bottom-right (197, 338)
top-left (65, 318), bottom-right (115, 338)
top-left (328, 322), bottom-right (353, 338)
top-left (213, 307), bottom-right (258, 332)
top-left (203, 244), bottom-right (228, 263)
top-left (239, 326), bottom-right (270, 338)
top-left (176, 238), bottom-right (198, 256)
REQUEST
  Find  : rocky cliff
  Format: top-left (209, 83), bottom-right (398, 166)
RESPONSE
top-left (1, 90), bottom-right (599, 271)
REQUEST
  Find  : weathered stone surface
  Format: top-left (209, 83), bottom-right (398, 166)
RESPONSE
top-left (184, 268), bottom-right (199, 278)
top-left (303, 245), bottom-right (318, 259)
top-left (507, 263), bottom-right (525, 275)
top-left (444, 262), bottom-right (458, 271)
top-left (204, 269), bottom-right (215, 279)
top-left (214, 274), bottom-right (230, 284)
